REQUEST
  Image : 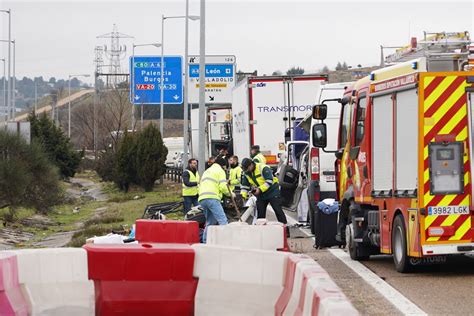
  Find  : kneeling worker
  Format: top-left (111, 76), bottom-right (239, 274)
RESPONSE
top-left (198, 156), bottom-right (233, 242)
top-left (240, 158), bottom-right (288, 228)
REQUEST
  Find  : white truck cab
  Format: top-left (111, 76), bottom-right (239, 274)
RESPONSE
top-left (278, 82), bottom-right (351, 219)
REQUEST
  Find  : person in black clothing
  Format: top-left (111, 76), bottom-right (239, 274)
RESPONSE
top-left (182, 159), bottom-right (200, 214)
top-left (216, 146), bottom-right (231, 161)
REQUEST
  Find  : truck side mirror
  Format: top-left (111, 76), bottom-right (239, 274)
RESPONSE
top-left (312, 123), bottom-right (327, 148)
top-left (312, 104), bottom-right (327, 120)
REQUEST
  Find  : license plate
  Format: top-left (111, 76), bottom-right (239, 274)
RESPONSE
top-left (325, 175), bottom-right (336, 182)
top-left (428, 205), bottom-right (469, 216)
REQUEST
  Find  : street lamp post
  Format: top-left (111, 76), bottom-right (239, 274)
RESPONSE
top-left (0, 10), bottom-right (11, 121)
top-left (161, 13), bottom-right (199, 153)
top-left (198, 0), bottom-right (206, 175)
top-left (0, 58), bottom-right (5, 122)
top-left (11, 40), bottom-right (15, 120)
top-left (68, 74), bottom-right (90, 138)
top-left (0, 39), bottom-right (15, 121)
top-left (131, 43), bottom-right (161, 130)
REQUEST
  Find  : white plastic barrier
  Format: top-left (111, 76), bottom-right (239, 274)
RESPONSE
top-left (293, 260), bottom-right (358, 316)
top-left (282, 259), bottom-right (318, 316)
top-left (11, 248), bottom-right (94, 316)
top-left (206, 222), bottom-right (285, 250)
top-left (192, 244), bottom-right (290, 316)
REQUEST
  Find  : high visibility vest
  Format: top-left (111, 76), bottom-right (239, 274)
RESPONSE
top-left (253, 153), bottom-right (267, 165)
top-left (198, 163), bottom-right (230, 202)
top-left (229, 165), bottom-right (242, 191)
top-left (182, 170), bottom-right (200, 196)
top-left (244, 163), bottom-right (278, 194)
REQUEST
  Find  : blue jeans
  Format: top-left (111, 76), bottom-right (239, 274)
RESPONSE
top-left (183, 195), bottom-right (199, 214)
top-left (200, 198), bottom-right (228, 243)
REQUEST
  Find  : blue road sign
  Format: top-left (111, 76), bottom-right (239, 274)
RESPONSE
top-left (189, 64), bottom-right (234, 78)
top-left (130, 56), bottom-right (183, 105)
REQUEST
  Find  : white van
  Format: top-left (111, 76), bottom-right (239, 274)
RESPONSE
top-left (277, 82), bottom-right (351, 218)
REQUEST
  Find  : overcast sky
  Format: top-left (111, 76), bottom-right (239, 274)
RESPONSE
top-left (0, 0), bottom-right (472, 84)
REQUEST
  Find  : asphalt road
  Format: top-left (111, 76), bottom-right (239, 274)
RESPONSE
top-left (362, 254), bottom-right (474, 315)
top-left (282, 209), bottom-right (474, 315)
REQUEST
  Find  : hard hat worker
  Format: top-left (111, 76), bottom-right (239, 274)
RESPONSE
top-left (198, 156), bottom-right (234, 242)
top-left (250, 145), bottom-right (266, 164)
top-left (228, 155), bottom-right (242, 192)
top-left (240, 158), bottom-right (288, 229)
top-left (182, 158), bottom-right (200, 214)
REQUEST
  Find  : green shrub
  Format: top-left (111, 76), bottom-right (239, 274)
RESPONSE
top-left (29, 113), bottom-right (82, 179)
top-left (0, 131), bottom-right (62, 221)
top-left (95, 125), bottom-right (167, 192)
top-left (134, 124), bottom-right (167, 192)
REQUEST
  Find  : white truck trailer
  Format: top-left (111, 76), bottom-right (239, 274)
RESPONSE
top-left (231, 75), bottom-right (327, 166)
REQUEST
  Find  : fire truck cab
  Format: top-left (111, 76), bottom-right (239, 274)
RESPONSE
top-left (312, 32), bottom-right (474, 272)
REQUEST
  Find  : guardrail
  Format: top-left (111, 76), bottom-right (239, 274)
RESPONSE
top-left (165, 167), bottom-right (183, 183)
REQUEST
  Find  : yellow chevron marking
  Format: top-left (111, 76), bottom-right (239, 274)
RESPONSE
top-left (449, 216), bottom-right (471, 241)
top-left (456, 127), bottom-right (468, 142)
top-left (427, 236), bottom-right (440, 242)
top-left (423, 82), bottom-right (467, 139)
top-left (440, 214), bottom-right (458, 227)
top-left (424, 215), bottom-right (438, 228)
top-left (438, 106), bottom-right (466, 135)
top-left (424, 76), bottom-right (457, 112)
top-left (424, 193), bottom-right (434, 205)
top-left (423, 76), bottom-right (436, 89)
top-left (423, 168), bottom-right (429, 183)
top-left (437, 195), bottom-right (457, 207)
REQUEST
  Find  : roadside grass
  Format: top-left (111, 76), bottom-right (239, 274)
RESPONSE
top-left (66, 178), bottom-right (183, 247)
top-left (0, 170), bottom-right (184, 248)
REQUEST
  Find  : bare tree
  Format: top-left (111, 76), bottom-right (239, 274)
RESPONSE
top-left (70, 87), bottom-right (133, 151)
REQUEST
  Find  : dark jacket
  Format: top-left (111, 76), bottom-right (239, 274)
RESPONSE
top-left (183, 168), bottom-right (198, 187)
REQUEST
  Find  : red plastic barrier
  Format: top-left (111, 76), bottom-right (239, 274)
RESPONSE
top-left (84, 243), bottom-right (198, 316)
top-left (0, 253), bottom-right (28, 316)
top-left (135, 220), bottom-right (200, 244)
top-left (294, 265), bottom-right (327, 316)
top-left (275, 254), bottom-right (312, 316)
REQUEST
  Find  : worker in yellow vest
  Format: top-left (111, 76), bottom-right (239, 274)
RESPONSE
top-left (228, 155), bottom-right (242, 192)
top-left (182, 158), bottom-right (200, 214)
top-left (240, 158), bottom-right (288, 228)
top-left (198, 156), bottom-right (233, 242)
top-left (250, 145), bottom-right (266, 164)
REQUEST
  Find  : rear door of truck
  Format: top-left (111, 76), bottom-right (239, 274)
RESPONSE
top-left (419, 72), bottom-right (473, 255)
top-left (248, 76), bottom-right (325, 165)
top-left (316, 83), bottom-right (349, 198)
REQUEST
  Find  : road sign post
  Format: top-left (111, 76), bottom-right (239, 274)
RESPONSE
top-left (129, 56), bottom-right (183, 105)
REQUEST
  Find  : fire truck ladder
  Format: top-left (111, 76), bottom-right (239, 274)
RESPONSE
top-left (384, 31), bottom-right (471, 71)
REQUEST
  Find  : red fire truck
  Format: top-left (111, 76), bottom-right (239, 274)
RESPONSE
top-left (312, 32), bottom-right (474, 272)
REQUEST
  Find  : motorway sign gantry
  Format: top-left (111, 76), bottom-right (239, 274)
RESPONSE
top-left (188, 55), bottom-right (236, 104)
top-left (130, 56), bottom-right (183, 105)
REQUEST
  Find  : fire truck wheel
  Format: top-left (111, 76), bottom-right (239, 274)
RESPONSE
top-left (392, 215), bottom-right (411, 273)
top-left (347, 222), bottom-right (370, 261)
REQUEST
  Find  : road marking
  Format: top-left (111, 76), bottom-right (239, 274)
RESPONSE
top-left (328, 248), bottom-right (427, 316)
top-left (284, 209), bottom-right (426, 315)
